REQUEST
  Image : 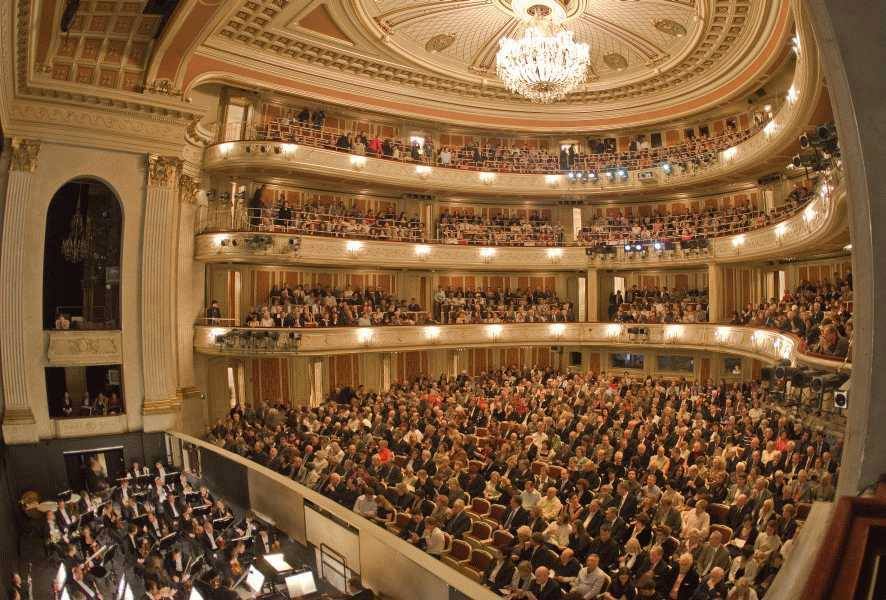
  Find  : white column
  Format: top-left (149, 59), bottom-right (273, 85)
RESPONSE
top-left (586, 268), bottom-right (600, 321)
top-left (176, 174), bottom-right (201, 391)
top-left (310, 358), bottom-right (324, 407)
top-left (708, 263), bottom-right (723, 323)
top-left (141, 155), bottom-right (182, 426)
top-left (382, 353), bottom-right (392, 391)
top-left (0, 140), bottom-right (41, 443)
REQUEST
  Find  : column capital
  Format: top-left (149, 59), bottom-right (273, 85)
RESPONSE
top-left (9, 138), bottom-right (41, 172)
top-left (146, 154), bottom-right (183, 188)
top-left (179, 173), bottom-right (200, 204)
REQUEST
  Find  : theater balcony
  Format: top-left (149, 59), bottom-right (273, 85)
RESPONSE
top-left (193, 322), bottom-right (848, 373)
top-left (194, 175), bottom-right (847, 271)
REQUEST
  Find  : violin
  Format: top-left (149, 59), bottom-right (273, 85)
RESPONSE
top-left (230, 556), bottom-right (243, 578)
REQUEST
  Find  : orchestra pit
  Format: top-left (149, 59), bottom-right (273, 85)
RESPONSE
top-left (0, 1), bottom-right (885, 600)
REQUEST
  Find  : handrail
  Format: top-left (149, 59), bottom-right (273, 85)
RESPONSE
top-left (166, 431), bottom-right (501, 600)
top-left (192, 322), bottom-right (850, 372)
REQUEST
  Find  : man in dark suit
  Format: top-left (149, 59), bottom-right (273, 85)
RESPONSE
top-left (444, 499), bottom-right (472, 540)
top-left (726, 494), bottom-right (754, 531)
top-left (484, 554), bottom-right (517, 590)
top-left (635, 545), bottom-right (672, 596)
top-left (502, 496), bottom-right (530, 533)
top-left (525, 566), bottom-right (563, 600)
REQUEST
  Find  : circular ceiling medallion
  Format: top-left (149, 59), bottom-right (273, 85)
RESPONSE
top-left (603, 53), bottom-right (628, 71)
top-left (654, 18), bottom-right (688, 37)
top-left (425, 33), bottom-right (456, 53)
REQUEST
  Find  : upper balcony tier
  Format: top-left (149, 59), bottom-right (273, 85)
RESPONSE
top-left (194, 175), bottom-right (847, 270)
top-left (203, 33), bottom-right (822, 198)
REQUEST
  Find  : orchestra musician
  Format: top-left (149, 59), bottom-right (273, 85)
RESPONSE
top-left (68, 565), bottom-right (102, 600)
top-left (85, 458), bottom-right (109, 493)
top-left (8, 572), bottom-right (28, 600)
top-left (43, 511), bottom-right (66, 555)
top-left (129, 461), bottom-right (150, 480)
top-left (163, 547), bottom-right (188, 584)
top-left (254, 526), bottom-right (281, 555)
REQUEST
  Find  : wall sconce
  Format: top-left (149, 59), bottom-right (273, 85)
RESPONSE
top-left (356, 328), bottom-right (374, 345)
top-left (715, 327), bottom-right (732, 343)
top-left (763, 121), bottom-right (777, 138)
top-left (350, 155), bottom-right (367, 170)
top-left (786, 85), bottom-right (799, 104)
top-left (479, 172), bottom-right (495, 185)
top-left (844, 243), bottom-right (852, 251)
top-left (549, 323), bottom-right (566, 338)
top-left (479, 247), bottom-right (496, 263)
top-left (791, 35), bottom-right (801, 56)
top-left (752, 330), bottom-right (767, 345)
top-left (487, 324), bottom-right (503, 340)
top-left (345, 240), bottom-right (364, 255)
top-left (547, 248), bottom-right (564, 262)
top-left (544, 174), bottom-right (561, 188)
top-left (415, 165), bottom-right (431, 179)
top-left (732, 234), bottom-right (746, 248)
top-left (218, 142), bottom-right (234, 157)
top-left (722, 147), bottom-right (738, 161)
top-left (414, 244), bottom-right (431, 258)
top-left (424, 326), bottom-right (441, 340)
top-left (774, 223), bottom-right (788, 239)
top-left (605, 324), bottom-right (623, 337)
top-left (281, 143), bottom-right (297, 155)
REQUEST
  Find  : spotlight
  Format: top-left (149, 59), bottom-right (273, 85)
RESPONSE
top-left (220, 240), bottom-right (228, 247)
top-left (660, 162), bottom-right (672, 174)
top-left (810, 372), bottom-right (850, 394)
top-left (790, 367), bottom-right (811, 388)
top-left (617, 168), bottom-right (627, 179)
top-left (624, 244), bottom-right (632, 252)
top-left (634, 244), bottom-right (643, 252)
top-left (588, 170), bottom-right (598, 180)
top-left (834, 379), bottom-right (850, 409)
top-left (653, 242), bottom-right (663, 251)
top-left (568, 171), bottom-right (576, 180)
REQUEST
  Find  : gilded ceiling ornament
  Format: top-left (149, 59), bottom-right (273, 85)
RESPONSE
top-left (603, 53), bottom-right (628, 71)
top-left (425, 33), bottom-right (456, 53)
top-left (9, 139), bottom-right (41, 172)
top-left (654, 18), bottom-right (687, 37)
top-left (147, 155), bottom-right (183, 188)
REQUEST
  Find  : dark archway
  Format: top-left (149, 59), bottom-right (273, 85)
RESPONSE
top-left (43, 179), bottom-right (122, 330)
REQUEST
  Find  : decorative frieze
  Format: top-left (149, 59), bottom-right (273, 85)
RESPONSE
top-left (46, 330), bottom-right (123, 366)
top-left (53, 414), bottom-right (129, 439)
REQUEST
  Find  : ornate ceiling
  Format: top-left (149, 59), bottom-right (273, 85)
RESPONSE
top-left (12, 0), bottom-right (796, 133)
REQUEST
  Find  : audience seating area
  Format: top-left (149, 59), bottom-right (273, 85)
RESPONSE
top-left (731, 276), bottom-right (853, 359)
top-left (609, 287), bottom-right (710, 324)
top-left (437, 212), bottom-right (565, 247)
top-left (208, 368), bottom-right (839, 599)
top-left (432, 287), bottom-right (574, 324)
top-left (240, 284), bottom-right (427, 329)
top-left (254, 114), bottom-right (765, 176)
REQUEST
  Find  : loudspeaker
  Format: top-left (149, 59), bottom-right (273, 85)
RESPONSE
top-left (834, 391), bottom-right (848, 409)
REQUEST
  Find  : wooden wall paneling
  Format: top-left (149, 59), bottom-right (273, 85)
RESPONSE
top-left (674, 274), bottom-right (690, 291)
top-left (700, 357), bottom-right (711, 382)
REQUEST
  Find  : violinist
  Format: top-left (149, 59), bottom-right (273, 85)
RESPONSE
top-left (143, 555), bottom-right (173, 588)
top-left (201, 520), bottom-right (221, 555)
top-left (129, 461), bottom-right (150, 481)
top-left (68, 565), bottom-right (102, 600)
top-left (113, 478), bottom-right (132, 505)
top-left (55, 498), bottom-right (77, 531)
top-left (208, 574), bottom-right (238, 600)
top-left (161, 491), bottom-right (183, 525)
top-left (151, 476), bottom-right (169, 508)
top-left (124, 524), bottom-right (140, 556)
top-left (61, 543), bottom-right (82, 575)
top-left (144, 581), bottom-right (176, 600)
top-left (144, 511), bottom-right (165, 541)
top-left (121, 496), bottom-right (141, 521)
top-left (198, 485), bottom-right (214, 507)
top-left (155, 461), bottom-right (168, 481)
top-left (78, 526), bottom-right (100, 560)
top-left (222, 542), bottom-right (245, 581)
top-left (211, 499), bottom-right (232, 521)
top-left (9, 573), bottom-right (28, 600)
top-left (163, 547), bottom-right (188, 584)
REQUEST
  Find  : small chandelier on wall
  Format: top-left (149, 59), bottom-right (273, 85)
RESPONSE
top-left (62, 184), bottom-right (95, 263)
top-left (496, 0), bottom-right (590, 103)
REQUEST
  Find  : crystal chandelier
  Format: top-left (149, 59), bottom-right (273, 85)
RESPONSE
top-left (496, 2), bottom-right (590, 103)
top-left (62, 185), bottom-right (95, 263)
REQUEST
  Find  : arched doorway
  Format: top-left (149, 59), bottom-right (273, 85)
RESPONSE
top-left (42, 179), bottom-right (122, 330)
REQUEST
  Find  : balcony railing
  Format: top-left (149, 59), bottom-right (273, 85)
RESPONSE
top-left (193, 322), bottom-right (849, 372)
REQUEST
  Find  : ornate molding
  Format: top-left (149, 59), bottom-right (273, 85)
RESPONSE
top-left (8, 138), bottom-right (40, 172)
top-left (46, 330), bottom-right (123, 366)
top-left (143, 397), bottom-right (183, 415)
top-left (147, 155), bottom-right (183, 188)
top-left (53, 415), bottom-right (129, 439)
top-left (3, 407), bottom-right (35, 423)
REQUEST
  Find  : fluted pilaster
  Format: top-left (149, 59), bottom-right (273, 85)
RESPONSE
top-left (1, 139), bottom-right (41, 443)
top-left (141, 155), bottom-right (182, 422)
top-left (176, 173), bottom-right (200, 391)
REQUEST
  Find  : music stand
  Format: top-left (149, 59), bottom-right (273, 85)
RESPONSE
top-left (192, 504), bottom-right (212, 518)
top-left (185, 492), bottom-right (201, 505)
top-left (188, 587), bottom-right (205, 600)
top-left (55, 563), bottom-right (67, 589)
top-left (240, 564), bottom-right (266, 593)
top-left (158, 533), bottom-right (178, 552)
top-left (284, 570), bottom-right (317, 599)
top-left (213, 515), bottom-right (235, 531)
top-left (57, 490), bottom-right (73, 503)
